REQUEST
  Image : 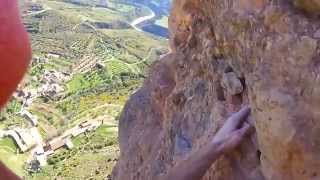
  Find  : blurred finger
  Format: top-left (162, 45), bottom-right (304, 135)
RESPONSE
top-left (239, 123), bottom-right (253, 136)
top-left (231, 105), bottom-right (251, 124)
top-left (222, 123), bottom-right (253, 151)
top-left (221, 106), bottom-right (251, 133)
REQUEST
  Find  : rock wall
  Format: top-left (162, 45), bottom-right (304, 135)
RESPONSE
top-left (112, 0), bottom-right (320, 179)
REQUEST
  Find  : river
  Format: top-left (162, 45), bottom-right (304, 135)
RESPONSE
top-left (130, 5), bottom-right (156, 32)
top-left (130, 3), bottom-right (169, 39)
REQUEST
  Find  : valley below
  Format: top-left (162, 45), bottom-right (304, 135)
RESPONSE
top-left (0, 0), bottom-right (169, 179)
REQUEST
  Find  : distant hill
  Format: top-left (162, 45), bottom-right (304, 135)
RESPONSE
top-left (118, 0), bottom-right (171, 15)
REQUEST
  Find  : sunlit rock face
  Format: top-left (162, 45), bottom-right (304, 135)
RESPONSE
top-left (112, 0), bottom-right (320, 180)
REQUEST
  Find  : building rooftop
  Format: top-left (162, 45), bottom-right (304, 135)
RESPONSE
top-left (65, 138), bottom-right (74, 150)
top-left (21, 110), bottom-right (38, 126)
top-left (48, 138), bottom-right (66, 151)
top-left (15, 128), bottom-right (37, 148)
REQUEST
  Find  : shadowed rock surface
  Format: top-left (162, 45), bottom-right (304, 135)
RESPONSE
top-left (112, 0), bottom-right (320, 179)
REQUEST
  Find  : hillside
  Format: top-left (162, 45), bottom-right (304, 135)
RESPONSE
top-left (0, 0), bottom-right (168, 179)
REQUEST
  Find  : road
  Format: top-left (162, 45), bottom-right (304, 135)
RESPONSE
top-left (130, 4), bottom-right (156, 32)
top-left (29, 127), bottom-right (45, 164)
top-left (24, 9), bottom-right (47, 17)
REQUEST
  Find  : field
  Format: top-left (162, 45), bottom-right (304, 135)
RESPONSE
top-left (0, 138), bottom-right (28, 177)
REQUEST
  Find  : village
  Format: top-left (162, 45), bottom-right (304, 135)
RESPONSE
top-left (0, 93), bottom-right (105, 171)
top-left (0, 97), bottom-right (104, 171)
top-left (0, 52), bottom-right (108, 172)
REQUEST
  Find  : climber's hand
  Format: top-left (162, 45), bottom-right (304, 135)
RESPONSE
top-left (161, 106), bottom-right (254, 180)
top-left (212, 106), bottom-right (253, 154)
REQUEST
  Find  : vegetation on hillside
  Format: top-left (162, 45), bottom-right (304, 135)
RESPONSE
top-left (1, 0), bottom-right (168, 178)
top-left (29, 125), bottom-right (118, 179)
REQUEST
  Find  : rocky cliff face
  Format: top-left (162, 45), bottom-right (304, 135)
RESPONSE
top-left (112, 0), bottom-right (320, 179)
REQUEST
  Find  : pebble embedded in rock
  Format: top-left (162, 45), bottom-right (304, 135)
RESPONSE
top-left (221, 72), bottom-right (244, 95)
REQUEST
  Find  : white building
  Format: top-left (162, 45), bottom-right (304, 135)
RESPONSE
top-left (100, 0), bottom-right (107, 7)
top-left (35, 153), bottom-right (47, 167)
top-left (47, 53), bottom-right (60, 59)
top-left (4, 128), bottom-right (37, 152)
top-left (65, 138), bottom-right (74, 149)
top-left (21, 110), bottom-right (38, 126)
